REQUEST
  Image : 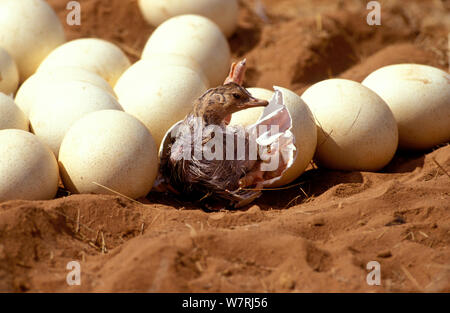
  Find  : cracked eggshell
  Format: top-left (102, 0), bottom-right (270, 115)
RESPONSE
top-left (138, 0), bottom-right (239, 37)
top-left (59, 110), bottom-right (158, 199)
top-left (0, 0), bottom-right (66, 82)
top-left (37, 38), bottom-right (131, 86)
top-left (301, 79), bottom-right (398, 171)
top-left (0, 129), bottom-right (59, 202)
top-left (142, 14), bottom-right (230, 86)
top-left (114, 64), bottom-right (208, 148)
top-left (231, 87), bottom-right (318, 187)
top-left (0, 93), bottom-right (28, 131)
top-left (0, 47), bottom-right (19, 95)
top-left (15, 67), bottom-right (116, 117)
top-left (29, 81), bottom-right (123, 157)
top-left (362, 64), bottom-right (450, 150)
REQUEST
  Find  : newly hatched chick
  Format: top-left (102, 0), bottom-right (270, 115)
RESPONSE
top-left (159, 60), bottom-right (271, 209)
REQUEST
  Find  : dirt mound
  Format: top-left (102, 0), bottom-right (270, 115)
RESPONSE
top-left (0, 0), bottom-right (448, 292)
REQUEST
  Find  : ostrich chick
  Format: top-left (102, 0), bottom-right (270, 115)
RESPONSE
top-left (159, 60), bottom-right (272, 209)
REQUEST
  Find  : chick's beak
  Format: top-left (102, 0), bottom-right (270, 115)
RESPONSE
top-left (241, 96), bottom-right (269, 108)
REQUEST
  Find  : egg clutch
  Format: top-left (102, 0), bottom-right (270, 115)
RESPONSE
top-left (0, 0), bottom-right (449, 206)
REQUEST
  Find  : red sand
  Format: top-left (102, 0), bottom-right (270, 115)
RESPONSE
top-left (0, 0), bottom-right (449, 292)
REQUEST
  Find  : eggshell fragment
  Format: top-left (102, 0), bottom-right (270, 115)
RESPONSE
top-left (138, 0), bottom-right (239, 37)
top-left (0, 47), bottom-right (19, 95)
top-left (0, 129), bottom-right (59, 202)
top-left (59, 110), bottom-right (158, 199)
top-left (15, 67), bottom-right (116, 117)
top-left (301, 79), bottom-right (398, 171)
top-left (0, 93), bottom-right (28, 131)
top-left (37, 38), bottom-right (131, 86)
top-left (0, 0), bottom-right (66, 82)
top-left (29, 81), bottom-right (123, 157)
top-left (142, 14), bottom-right (230, 86)
top-left (114, 64), bottom-right (208, 148)
top-left (231, 87), bottom-right (318, 187)
top-left (362, 64), bottom-right (450, 150)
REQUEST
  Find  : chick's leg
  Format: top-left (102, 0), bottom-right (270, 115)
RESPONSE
top-left (239, 152), bottom-right (288, 189)
top-left (239, 161), bottom-right (265, 189)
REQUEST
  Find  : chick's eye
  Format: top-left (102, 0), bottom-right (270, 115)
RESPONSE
top-left (232, 93), bottom-right (241, 99)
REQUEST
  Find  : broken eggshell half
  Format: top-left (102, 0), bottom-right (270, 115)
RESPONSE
top-left (155, 87), bottom-right (296, 205)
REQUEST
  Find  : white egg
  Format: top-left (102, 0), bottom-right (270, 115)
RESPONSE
top-left (0, 93), bottom-right (28, 131)
top-left (0, 129), bottom-right (59, 202)
top-left (301, 79), bottom-right (398, 171)
top-left (0, 47), bottom-right (19, 95)
top-left (37, 38), bottom-right (131, 86)
top-left (131, 54), bottom-right (210, 87)
top-left (29, 81), bottom-right (123, 157)
top-left (0, 0), bottom-right (66, 82)
top-left (114, 64), bottom-right (208, 148)
top-left (15, 67), bottom-right (116, 117)
top-left (138, 0), bottom-right (239, 37)
top-left (362, 64), bottom-right (450, 150)
top-left (59, 110), bottom-right (158, 200)
top-left (142, 14), bottom-right (230, 86)
top-left (231, 87), bottom-right (317, 186)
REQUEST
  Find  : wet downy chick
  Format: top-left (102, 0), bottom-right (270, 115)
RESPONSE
top-left (159, 60), bottom-right (270, 209)
top-left (193, 82), bottom-right (268, 126)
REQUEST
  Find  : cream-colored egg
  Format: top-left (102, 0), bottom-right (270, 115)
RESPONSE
top-left (142, 14), bottom-right (230, 86)
top-left (0, 93), bottom-right (28, 131)
top-left (0, 47), bottom-right (19, 95)
top-left (138, 0), bottom-right (239, 37)
top-left (59, 110), bottom-right (158, 199)
top-left (0, 129), bottom-right (59, 202)
top-left (29, 81), bottom-right (123, 157)
top-left (0, 0), bottom-right (66, 82)
top-left (301, 79), bottom-right (398, 171)
top-left (232, 87), bottom-right (317, 187)
top-left (15, 67), bottom-right (116, 117)
top-left (114, 64), bottom-right (208, 148)
top-left (37, 38), bottom-right (131, 86)
top-left (130, 55), bottom-right (210, 87)
top-left (362, 64), bottom-right (450, 150)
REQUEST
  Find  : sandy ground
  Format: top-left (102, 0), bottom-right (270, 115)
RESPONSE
top-left (0, 0), bottom-right (449, 292)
